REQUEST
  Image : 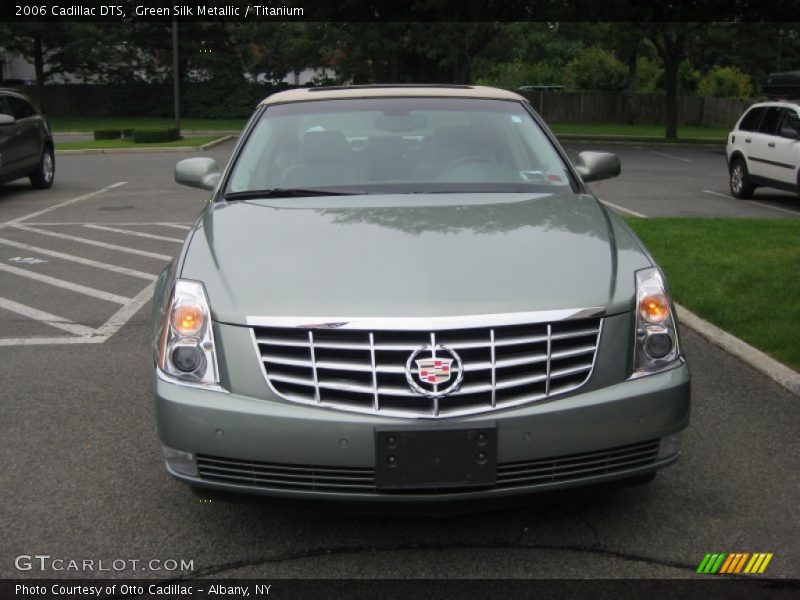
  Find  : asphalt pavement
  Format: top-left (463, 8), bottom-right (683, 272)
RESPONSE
top-left (1, 143), bottom-right (798, 580)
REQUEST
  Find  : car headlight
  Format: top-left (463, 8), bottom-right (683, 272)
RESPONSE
top-left (631, 267), bottom-right (682, 379)
top-left (156, 279), bottom-right (221, 389)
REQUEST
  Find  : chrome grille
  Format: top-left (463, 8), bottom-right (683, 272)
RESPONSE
top-left (251, 316), bottom-right (602, 418)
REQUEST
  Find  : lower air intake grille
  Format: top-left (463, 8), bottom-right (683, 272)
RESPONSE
top-left (196, 455), bottom-right (376, 493)
top-left (196, 440), bottom-right (659, 495)
top-left (496, 439), bottom-right (660, 488)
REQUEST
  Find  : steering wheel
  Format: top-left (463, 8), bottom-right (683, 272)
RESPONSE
top-left (443, 156), bottom-right (496, 171)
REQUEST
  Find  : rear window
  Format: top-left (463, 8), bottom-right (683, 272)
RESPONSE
top-left (7, 96), bottom-right (36, 119)
top-left (0, 95), bottom-right (13, 117)
top-left (778, 109), bottom-right (800, 134)
top-left (738, 107), bottom-right (765, 131)
top-left (757, 107), bottom-right (783, 135)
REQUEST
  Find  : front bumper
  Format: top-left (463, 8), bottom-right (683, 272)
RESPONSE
top-left (155, 360), bottom-right (690, 502)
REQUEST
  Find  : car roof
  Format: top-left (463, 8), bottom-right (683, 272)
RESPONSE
top-left (0, 88), bottom-right (33, 100)
top-left (260, 85), bottom-right (525, 106)
top-left (746, 100), bottom-right (800, 110)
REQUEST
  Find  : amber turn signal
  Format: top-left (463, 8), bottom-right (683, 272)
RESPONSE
top-left (172, 304), bottom-right (205, 335)
top-left (639, 293), bottom-right (670, 324)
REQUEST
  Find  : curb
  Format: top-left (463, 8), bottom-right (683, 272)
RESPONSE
top-left (676, 304), bottom-right (800, 397)
top-left (199, 134), bottom-right (236, 149)
top-left (55, 129), bottom-right (241, 136)
top-left (557, 136), bottom-right (725, 149)
top-left (55, 134), bottom-right (236, 156)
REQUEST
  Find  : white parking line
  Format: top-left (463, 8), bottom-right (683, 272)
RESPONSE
top-left (0, 336), bottom-right (105, 347)
top-left (0, 237), bottom-right (157, 281)
top-left (702, 189), bottom-right (800, 216)
top-left (0, 263), bottom-right (130, 305)
top-left (0, 280), bottom-right (158, 347)
top-left (0, 182), bottom-right (127, 231)
top-left (12, 224), bottom-right (173, 260)
top-left (25, 221), bottom-right (194, 227)
top-left (158, 223), bottom-right (193, 230)
top-left (94, 280), bottom-right (157, 338)
top-left (649, 150), bottom-right (692, 163)
top-left (0, 296), bottom-right (95, 337)
top-left (702, 189), bottom-right (733, 200)
top-left (83, 224), bottom-right (184, 244)
top-left (0, 182), bottom-right (170, 347)
top-left (599, 199), bottom-right (648, 218)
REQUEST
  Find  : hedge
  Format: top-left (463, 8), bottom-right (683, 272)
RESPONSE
top-left (121, 128), bottom-right (135, 138)
top-left (132, 128), bottom-right (180, 143)
top-left (94, 129), bottom-right (121, 140)
top-left (105, 81), bottom-right (294, 118)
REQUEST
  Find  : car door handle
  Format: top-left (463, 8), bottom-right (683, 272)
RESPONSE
top-left (745, 138), bottom-right (751, 143)
top-left (768, 142), bottom-right (775, 148)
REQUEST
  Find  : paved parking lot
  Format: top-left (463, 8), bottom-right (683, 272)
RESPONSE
top-left (1, 143), bottom-right (798, 580)
top-left (564, 143), bottom-right (800, 220)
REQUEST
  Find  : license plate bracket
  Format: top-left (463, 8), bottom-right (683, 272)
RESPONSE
top-left (375, 424), bottom-right (497, 490)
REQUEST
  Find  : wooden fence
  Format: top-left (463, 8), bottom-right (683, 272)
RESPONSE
top-left (6, 84), bottom-right (753, 128)
top-left (519, 90), bottom-right (751, 128)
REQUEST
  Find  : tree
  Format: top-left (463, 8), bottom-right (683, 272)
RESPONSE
top-left (0, 23), bottom-right (106, 111)
top-left (640, 23), bottom-right (710, 140)
top-left (235, 22), bottom-right (320, 84)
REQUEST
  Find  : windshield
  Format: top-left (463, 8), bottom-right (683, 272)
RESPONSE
top-left (226, 97), bottom-right (574, 196)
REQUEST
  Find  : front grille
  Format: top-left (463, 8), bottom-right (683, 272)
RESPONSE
top-left (196, 440), bottom-right (659, 495)
top-left (252, 317), bottom-right (602, 418)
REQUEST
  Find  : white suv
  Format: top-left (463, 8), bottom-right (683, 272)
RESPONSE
top-left (726, 101), bottom-right (800, 198)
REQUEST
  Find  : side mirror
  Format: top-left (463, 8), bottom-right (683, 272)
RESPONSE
top-left (0, 114), bottom-right (15, 126)
top-left (778, 126), bottom-right (800, 140)
top-left (574, 151), bottom-right (621, 183)
top-left (175, 157), bottom-right (221, 190)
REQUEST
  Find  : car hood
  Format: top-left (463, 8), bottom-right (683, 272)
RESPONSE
top-left (180, 193), bottom-right (652, 326)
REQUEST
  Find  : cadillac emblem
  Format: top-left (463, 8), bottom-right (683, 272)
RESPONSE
top-left (405, 345), bottom-right (464, 397)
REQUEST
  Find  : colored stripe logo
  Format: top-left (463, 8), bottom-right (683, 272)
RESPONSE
top-left (697, 552), bottom-right (773, 575)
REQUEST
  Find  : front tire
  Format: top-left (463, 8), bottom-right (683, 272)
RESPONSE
top-left (729, 158), bottom-right (754, 199)
top-left (30, 146), bottom-right (55, 189)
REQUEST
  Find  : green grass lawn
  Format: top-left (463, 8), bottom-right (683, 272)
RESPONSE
top-left (49, 116), bottom-right (728, 140)
top-left (551, 123), bottom-right (729, 140)
top-left (50, 116), bottom-right (246, 133)
top-left (626, 218), bottom-right (800, 371)
top-left (55, 135), bottom-right (222, 150)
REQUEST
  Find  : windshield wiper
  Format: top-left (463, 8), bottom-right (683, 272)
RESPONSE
top-left (224, 188), bottom-right (368, 200)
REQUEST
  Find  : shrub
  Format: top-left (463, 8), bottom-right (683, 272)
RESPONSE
top-left (636, 58), bottom-right (700, 95)
top-left (93, 129), bottom-right (121, 140)
top-left (121, 128), bottom-right (135, 138)
top-left (635, 56), bottom-right (663, 93)
top-left (474, 60), bottom-right (564, 91)
top-left (678, 60), bottom-right (701, 95)
top-left (132, 128), bottom-right (181, 143)
top-left (562, 47), bottom-right (627, 91)
top-left (699, 66), bottom-right (752, 99)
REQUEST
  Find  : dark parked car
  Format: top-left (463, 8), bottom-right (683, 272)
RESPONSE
top-left (0, 89), bottom-right (55, 189)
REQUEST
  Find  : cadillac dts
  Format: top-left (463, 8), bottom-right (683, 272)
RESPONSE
top-left (153, 85), bottom-right (690, 502)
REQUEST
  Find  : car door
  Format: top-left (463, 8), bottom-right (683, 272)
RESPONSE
top-left (768, 108), bottom-right (800, 187)
top-left (733, 105), bottom-right (764, 171)
top-left (0, 94), bottom-right (22, 177)
top-left (7, 95), bottom-right (42, 170)
top-left (748, 106), bottom-right (786, 185)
